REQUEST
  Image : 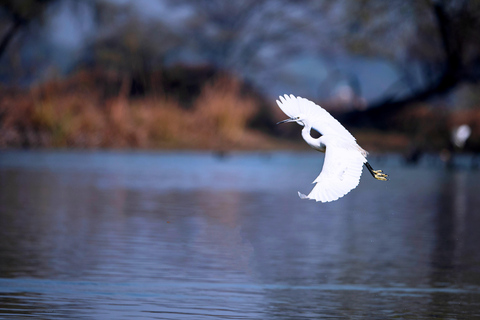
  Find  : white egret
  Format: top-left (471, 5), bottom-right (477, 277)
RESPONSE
top-left (452, 124), bottom-right (471, 149)
top-left (276, 94), bottom-right (388, 202)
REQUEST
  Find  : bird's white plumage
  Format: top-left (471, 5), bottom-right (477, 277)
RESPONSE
top-left (301, 136), bottom-right (366, 202)
top-left (276, 94), bottom-right (368, 202)
top-left (276, 94), bottom-right (356, 141)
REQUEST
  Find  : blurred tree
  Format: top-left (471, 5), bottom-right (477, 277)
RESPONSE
top-left (0, 0), bottom-right (57, 60)
top-left (0, 0), bottom-right (92, 61)
top-left (84, 1), bottom-right (180, 96)
top-left (4, 0), bottom-right (479, 112)
top-left (329, 0), bottom-right (480, 124)
top-left (165, 0), bottom-right (335, 76)
top-left (165, 0), bottom-right (264, 72)
top-left (0, 0), bottom-right (99, 84)
top-left (164, 0), bottom-right (480, 112)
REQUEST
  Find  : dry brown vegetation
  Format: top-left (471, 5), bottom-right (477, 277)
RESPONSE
top-left (0, 71), bottom-right (282, 150)
top-left (2, 69), bottom-right (480, 153)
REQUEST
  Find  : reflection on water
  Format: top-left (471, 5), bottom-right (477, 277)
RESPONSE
top-left (0, 151), bottom-right (479, 319)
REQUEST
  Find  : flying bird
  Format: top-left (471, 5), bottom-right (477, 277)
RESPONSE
top-left (276, 94), bottom-right (388, 202)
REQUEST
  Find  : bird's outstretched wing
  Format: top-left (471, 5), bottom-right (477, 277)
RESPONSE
top-left (276, 94), bottom-right (355, 140)
top-left (299, 137), bottom-right (366, 202)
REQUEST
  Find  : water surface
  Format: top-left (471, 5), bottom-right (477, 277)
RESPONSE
top-left (1, 151), bottom-right (479, 319)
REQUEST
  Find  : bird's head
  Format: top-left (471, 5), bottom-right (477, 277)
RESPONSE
top-left (277, 115), bottom-right (306, 127)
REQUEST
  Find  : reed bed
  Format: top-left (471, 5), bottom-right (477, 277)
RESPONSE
top-left (2, 71), bottom-right (478, 152)
top-left (0, 75), bottom-right (277, 150)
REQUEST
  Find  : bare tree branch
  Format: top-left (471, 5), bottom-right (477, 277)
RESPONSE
top-left (338, 0), bottom-right (480, 127)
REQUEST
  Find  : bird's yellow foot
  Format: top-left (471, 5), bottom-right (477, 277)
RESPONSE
top-left (365, 162), bottom-right (389, 181)
top-left (373, 170), bottom-right (388, 181)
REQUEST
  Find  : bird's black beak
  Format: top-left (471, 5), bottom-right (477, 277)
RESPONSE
top-left (276, 118), bottom-right (295, 125)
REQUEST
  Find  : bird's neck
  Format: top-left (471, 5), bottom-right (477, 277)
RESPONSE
top-left (302, 125), bottom-right (325, 152)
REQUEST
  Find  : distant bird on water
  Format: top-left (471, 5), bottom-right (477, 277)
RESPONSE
top-left (276, 94), bottom-right (388, 202)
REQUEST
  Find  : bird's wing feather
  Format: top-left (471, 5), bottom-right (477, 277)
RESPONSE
top-left (300, 137), bottom-right (366, 202)
top-left (276, 94), bottom-right (355, 140)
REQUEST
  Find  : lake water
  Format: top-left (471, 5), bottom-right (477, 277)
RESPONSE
top-left (0, 150), bottom-right (479, 319)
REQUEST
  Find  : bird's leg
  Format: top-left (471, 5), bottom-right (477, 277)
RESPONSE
top-left (365, 162), bottom-right (388, 181)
